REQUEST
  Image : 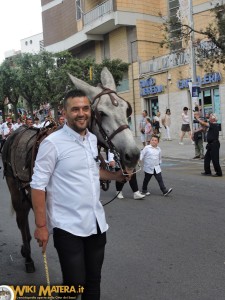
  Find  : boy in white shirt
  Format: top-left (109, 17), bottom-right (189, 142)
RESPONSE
top-left (140, 135), bottom-right (172, 196)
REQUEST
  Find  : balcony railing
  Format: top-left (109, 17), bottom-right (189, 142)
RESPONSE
top-left (83, 0), bottom-right (113, 26)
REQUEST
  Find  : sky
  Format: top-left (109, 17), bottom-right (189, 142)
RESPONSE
top-left (0, 0), bottom-right (43, 63)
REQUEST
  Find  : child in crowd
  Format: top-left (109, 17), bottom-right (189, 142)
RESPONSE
top-left (145, 117), bottom-right (153, 145)
top-left (140, 135), bottom-right (172, 196)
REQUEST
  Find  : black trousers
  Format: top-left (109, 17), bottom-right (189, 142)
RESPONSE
top-left (142, 170), bottom-right (167, 193)
top-left (204, 141), bottom-right (222, 176)
top-left (53, 226), bottom-right (106, 300)
top-left (115, 171), bottom-right (138, 192)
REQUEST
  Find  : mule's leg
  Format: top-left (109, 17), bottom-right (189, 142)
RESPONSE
top-left (6, 177), bottom-right (35, 273)
top-left (17, 194), bottom-right (36, 273)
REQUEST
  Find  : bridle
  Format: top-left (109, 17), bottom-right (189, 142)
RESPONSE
top-left (91, 85), bottom-right (132, 168)
top-left (90, 86), bottom-right (133, 206)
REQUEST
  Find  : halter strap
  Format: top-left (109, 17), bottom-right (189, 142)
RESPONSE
top-left (91, 85), bottom-right (131, 177)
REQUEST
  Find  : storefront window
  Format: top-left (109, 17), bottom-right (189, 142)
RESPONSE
top-left (168, 0), bottom-right (182, 50)
top-left (213, 88), bottom-right (221, 123)
top-left (199, 87), bottom-right (220, 123)
top-left (146, 97), bottom-right (159, 118)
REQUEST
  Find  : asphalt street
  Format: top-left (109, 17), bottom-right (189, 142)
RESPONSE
top-left (0, 156), bottom-right (225, 300)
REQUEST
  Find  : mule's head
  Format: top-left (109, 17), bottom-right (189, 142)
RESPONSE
top-left (68, 67), bottom-right (140, 170)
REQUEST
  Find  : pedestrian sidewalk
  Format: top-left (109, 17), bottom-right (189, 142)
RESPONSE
top-left (134, 137), bottom-right (225, 166)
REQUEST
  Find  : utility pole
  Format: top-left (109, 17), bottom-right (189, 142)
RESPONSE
top-left (188, 0), bottom-right (199, 126)
top-left (178, 0), bottom-right (199, 118)
top-left (189, 0), bottom-right (197, 85)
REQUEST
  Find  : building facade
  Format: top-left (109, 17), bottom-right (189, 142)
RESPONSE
top-left (21, 33), bottom-right (44, 54)
top-left (41, 0), bottom-right (225, 139)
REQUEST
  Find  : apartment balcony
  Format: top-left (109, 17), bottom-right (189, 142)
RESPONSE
top-left (82, 0), bottom-right (162, 36)
top-left (44, 0), bottom-right (162, 54)
top-left (83, 0), bottom-right (117, 35)
top-left (84, 0), bottom-right (113, 26)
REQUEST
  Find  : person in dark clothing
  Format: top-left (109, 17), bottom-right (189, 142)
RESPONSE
top-left (107, 150), bottom-right (145, 200)
top-left (195, 112), bottom-right (223, 177)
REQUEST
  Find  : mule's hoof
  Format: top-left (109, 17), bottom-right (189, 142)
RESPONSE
top-left (25, 261), bottom-right (35, 273)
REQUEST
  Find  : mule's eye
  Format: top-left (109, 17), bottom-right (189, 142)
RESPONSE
top-left (99, 111), bottom-right (107, 117)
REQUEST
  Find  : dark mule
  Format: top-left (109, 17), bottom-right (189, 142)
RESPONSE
top-left (2, 124), bottom-right (57, 272)
top-left (3, 125), bottom-right (40, 272)
top-left (2, 67), bottom-right (140, 273)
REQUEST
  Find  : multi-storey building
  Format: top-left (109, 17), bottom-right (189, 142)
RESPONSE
top-left (41, 0), bottom-right (225, 139)
top-left (21, 33), bottom-right (44, 54)
top-left (5, 33), bottom-right (44, 60)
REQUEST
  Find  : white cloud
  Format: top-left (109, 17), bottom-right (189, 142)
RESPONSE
top-left (0, 0), bottom-right (42, 62)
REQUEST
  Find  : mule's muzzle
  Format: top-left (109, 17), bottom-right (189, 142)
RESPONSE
top-left (121, 148), bottom-right (140, 170)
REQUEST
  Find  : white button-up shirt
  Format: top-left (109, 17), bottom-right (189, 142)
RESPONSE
top-left (140, 145), bottom-right (162, 174)
top-left (30, 124), bottom-right (108, 237)
top-left (13, 123), bottom-right (23, 130)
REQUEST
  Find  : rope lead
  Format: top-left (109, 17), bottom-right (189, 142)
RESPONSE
top-left (43, 252), bottom-right (50, 286)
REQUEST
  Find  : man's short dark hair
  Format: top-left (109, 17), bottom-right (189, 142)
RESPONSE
top-left (63, 90), bottom-right (89, 109)
top-left (183, 107), bottom-right (188, 111)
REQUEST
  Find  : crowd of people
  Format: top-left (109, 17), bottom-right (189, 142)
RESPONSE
top-left (139, 107), bottom-right (223, 178)
top-left (0, 115), bottom-right (65, 153)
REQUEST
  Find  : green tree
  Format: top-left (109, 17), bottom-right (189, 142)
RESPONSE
top-left (33, 52), bottom-right (96, 119)
top-left (39, 54), bottom-right (129, 119)
top-left (160, 4), bottom-right (225, 71)
top-left (91, 58), bottom-right (129, 87)
top-left (14, 52), bottom-right (45, 120)
top-left (0, 51), bottom-right (129, 122)
top-left (0, 59), bottom-right (21, 121)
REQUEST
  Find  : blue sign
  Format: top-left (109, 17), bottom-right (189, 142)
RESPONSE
top-left (140, 78), bottom-right (164, 96)
top-left (177, 72), bottom-right (222, 89)
top-left (192, 85), bottom-right (201, 97)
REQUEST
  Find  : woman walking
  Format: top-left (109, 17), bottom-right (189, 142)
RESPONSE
top-left (179, 107), bottom-right (193, 145)
top-left (163, 109), bottom-right (171, 141)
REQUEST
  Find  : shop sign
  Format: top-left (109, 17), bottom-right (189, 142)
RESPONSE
top-left (192, 85), bottom-right (201, 97)
top-left (140, 50), bottom-right (190, 74)
top-left (177, 72), bottom-right (222, 89)
top-left (139, 78), bottom-right (164, 96)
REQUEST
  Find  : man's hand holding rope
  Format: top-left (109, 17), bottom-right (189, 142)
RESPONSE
top-left (34, 225), bottom-right (49, 254)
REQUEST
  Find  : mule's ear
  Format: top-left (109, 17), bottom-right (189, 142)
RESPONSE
top-left (68, 73), bottom-right (101, 102)
top-left (101, 67), bottom-right (116, 91)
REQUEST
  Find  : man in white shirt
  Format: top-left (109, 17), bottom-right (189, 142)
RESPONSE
top-left (31, 90), bottom-right (127, 300)
top-left (0, 122), bottom-right (14, 153)
top-left (1, 117), bottom-right (12, 133)
top-left (13, 117), bottom-right (23, 130)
